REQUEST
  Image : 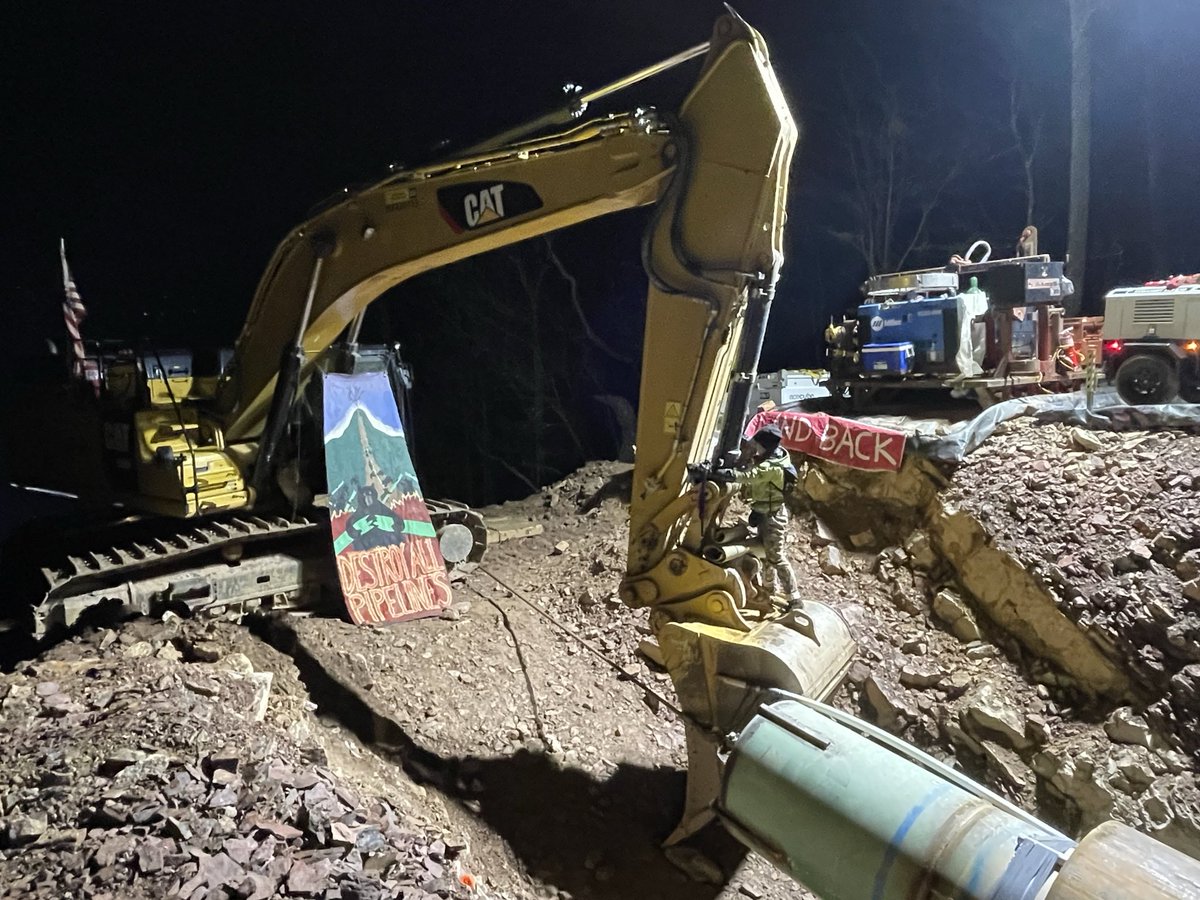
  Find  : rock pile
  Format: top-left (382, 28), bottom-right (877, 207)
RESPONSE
top-left (836, 556), bottom-right (1200, 856)
top-left (0, 619), bottom-right (472, 899)
top-left (950, 424), bottom-right (1200, 753)
top-left (794, 418), bottom-right (1200, 857)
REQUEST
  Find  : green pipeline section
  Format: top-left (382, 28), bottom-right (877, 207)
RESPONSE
top-left (720, 698), bottom-right (1073, 899)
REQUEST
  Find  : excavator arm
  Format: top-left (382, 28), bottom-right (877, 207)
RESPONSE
top-left (175, 14), bottom-right (796, 538)
top-left (219, 14), bottom-right (787, 458)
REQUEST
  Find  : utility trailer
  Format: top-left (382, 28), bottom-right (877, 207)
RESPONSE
top-left (825, 251), bottom-right (1097, 408)
top-left (1101, 282), bottom-right (1200, 404)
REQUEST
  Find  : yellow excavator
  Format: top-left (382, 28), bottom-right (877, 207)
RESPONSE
top-left (9, 10), bottom-right (1200, 897)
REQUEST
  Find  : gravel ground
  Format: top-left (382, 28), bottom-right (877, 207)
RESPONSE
top-left (0, 619), bottom-right (475, 899)
top-left (6, 419), bottom-right (1200, 898)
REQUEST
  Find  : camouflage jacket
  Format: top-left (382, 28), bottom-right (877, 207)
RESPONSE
top-left (729, 447), bottom-right (794, 513)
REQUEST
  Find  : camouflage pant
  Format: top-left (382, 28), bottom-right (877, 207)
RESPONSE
top-left (759, 505), bottom-right (799, 598)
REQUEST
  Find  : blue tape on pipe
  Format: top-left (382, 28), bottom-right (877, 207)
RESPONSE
top-left (871, 783), bottom-right (950, 900)
top-left (990, 836), bottom-right (1064, 900)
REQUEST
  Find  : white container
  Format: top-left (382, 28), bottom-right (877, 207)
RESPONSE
top-left (752, 369), bottom-right (830, 408)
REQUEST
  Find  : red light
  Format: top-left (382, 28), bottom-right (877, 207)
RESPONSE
top-left (1187, 341), bottom-right (1199, 352)
top-left (1105, 340), bottom-right (1123, 353)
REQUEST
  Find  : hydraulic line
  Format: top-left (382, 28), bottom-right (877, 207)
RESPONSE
top-left (477, 566), bottom-right (683, 719)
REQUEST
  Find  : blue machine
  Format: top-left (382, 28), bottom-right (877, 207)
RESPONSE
top-left (858, 295), bottom-right (961, 374)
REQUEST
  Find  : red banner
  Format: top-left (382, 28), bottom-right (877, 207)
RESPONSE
top-left (743, 409), bottom-right (906, 472)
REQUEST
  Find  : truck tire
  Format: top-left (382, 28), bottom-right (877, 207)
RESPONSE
top-left (1181, 377), bottom-right (1200, 405)
top-left (1180, 369), bottom-right (1200, 404)
top-left (1115, 354), bottom-right (1179, 405)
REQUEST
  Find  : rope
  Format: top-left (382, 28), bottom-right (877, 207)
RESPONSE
top-left (476, 567), bottom-right (684, 720)
top-left (463, 582), bottom-right (553, 753)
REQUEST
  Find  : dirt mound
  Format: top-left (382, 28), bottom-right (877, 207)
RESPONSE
top-left (951, 425), bottom-right (1200, 750)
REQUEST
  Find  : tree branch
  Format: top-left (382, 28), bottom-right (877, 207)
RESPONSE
top-left (542, 237), bottom-right (634, 366)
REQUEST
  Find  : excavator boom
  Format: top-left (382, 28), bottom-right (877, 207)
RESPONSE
top-left (219, 114), bottom-right (673, 443)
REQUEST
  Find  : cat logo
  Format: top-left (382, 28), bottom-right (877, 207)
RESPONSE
top-left (437, 181), bottom-right (544, 234)
top-left (464, 185), bottom-right (506, 228)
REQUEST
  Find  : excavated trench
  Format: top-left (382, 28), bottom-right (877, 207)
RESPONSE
top-left (5, 449), bottom-right (1200, 894)
top-left (250, 613), bottom-right (764, 900)
top-left (804, 457), bottom-right (1131, 701)
top-left (798, 452), bottom-right (1200, 856)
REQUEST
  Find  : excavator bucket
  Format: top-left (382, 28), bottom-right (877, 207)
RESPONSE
top-left (656, 604), bottom-right (857, 846)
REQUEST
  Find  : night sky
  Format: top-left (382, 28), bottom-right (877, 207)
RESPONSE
top-left (4, 0), bottom-right (1200, 499)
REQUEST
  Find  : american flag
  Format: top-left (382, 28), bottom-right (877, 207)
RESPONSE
top-left (59, 239), bottom-right (99, 395)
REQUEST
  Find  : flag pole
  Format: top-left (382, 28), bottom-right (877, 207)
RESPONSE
top-left (59, 238), bottom-right (97, 395)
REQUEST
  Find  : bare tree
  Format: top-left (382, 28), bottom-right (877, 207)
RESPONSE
top-left (829, 51), bottom-right (963, 276)
top-left (507, 248), bottom-right (552, 487)
top-left (542, 237), bottom-right (633, 366)
top-left (401, 233), bottom-right (635, 502)
top-left (1066, 0), bottom-right (1102, 313)
top-left (1008, 80), bottom-right (1046, 229)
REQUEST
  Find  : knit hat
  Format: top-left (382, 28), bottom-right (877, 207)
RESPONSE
top-left (751, 423), bottom-right (783, 452)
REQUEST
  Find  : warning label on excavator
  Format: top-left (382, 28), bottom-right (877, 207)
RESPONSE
top-left (384, 186), bottom-right (416, 208)
top-left (664, 400), bottom-right (683, 435)
top-left (323, 372), bottom-right (452, 625)
top-left (744, 409), bottom-right (906, 472)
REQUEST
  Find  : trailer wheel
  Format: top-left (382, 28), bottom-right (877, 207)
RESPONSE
top-left (1180, 372), bottom-right (1200, 405)
top-left (1115, 354), bottom-right (1179, 405)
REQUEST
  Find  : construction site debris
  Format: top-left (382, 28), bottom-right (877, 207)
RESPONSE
top-left (951, 423), bottom-right (1200, 756)
top-left (8, 439), bottom-right (1200, 895)
top-left (0, 620), bottom-right (471, 900)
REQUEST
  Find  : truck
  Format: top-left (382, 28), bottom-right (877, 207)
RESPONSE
top-left (6, 12), bottom-right (1200, 897)
top-left (1102, 281), bottom-right (1200, 404)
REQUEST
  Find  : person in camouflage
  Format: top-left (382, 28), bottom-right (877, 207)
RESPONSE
top-left (720, 423), bottom-right (803, 610)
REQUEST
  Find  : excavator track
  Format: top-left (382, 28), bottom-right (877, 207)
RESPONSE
top-left (33, 514), bottom-right (328, 640)
top-left (30, 502), bottom-right (489, 641)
